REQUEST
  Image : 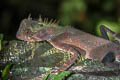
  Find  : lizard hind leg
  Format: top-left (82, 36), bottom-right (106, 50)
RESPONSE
top-left (101, 51), bottom-right (119, 69)
top-left (102, 51), bottom-right (115, 64)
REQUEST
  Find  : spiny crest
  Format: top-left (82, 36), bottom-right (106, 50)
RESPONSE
top-left (28, 14), bottom-right (32, 20)
top-left (38, 15), bottom-right (59, 26)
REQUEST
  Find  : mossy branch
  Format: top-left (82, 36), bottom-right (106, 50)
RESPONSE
top-left (1, 40), bottom-right (120, 80)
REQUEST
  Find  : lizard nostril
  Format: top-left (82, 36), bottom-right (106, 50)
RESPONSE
top-left (28, 37), bottom-right (31, 40)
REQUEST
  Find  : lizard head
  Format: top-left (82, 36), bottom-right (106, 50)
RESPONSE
top-left (16, 15), bottom-right (59, 42)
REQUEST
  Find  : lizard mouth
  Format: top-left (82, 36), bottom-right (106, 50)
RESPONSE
top-left (16, 33), bottom-right (34, 42)
top-left (24, 36), bottom-right (42, 42)
top-left (24, 36), bottom-right (37, 42)
top-left (26, 36), bottom-right (33, 41)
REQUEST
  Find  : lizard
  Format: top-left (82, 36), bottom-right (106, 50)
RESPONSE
top-left (16, 15), bottom-right (120, 73)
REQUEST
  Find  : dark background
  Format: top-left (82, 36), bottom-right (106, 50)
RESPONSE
top-left (1, 0), bottom-right (120, 40)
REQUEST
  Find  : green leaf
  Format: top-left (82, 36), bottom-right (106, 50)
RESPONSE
top-left (96, 20), bottom-right (120, 40)
top-left (1, 63), bottom-right (13, 80)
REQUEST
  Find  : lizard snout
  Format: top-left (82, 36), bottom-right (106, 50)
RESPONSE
top-left (16, 33), bottom-right (31, 41)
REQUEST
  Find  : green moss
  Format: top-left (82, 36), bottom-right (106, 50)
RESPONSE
top-left (1, 40), bottom-right (120, 80)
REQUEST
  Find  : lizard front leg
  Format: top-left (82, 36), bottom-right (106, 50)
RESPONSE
top-left (49, 42), bottom-right (84, 73)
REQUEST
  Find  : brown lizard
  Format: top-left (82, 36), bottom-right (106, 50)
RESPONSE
top-left (16, 15), bottom-right (120, 73)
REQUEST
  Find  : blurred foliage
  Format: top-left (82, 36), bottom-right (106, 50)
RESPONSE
top-left (59, 0), bottom-right (86, 25)
top-left (59, 0), bottom-right (120, 34)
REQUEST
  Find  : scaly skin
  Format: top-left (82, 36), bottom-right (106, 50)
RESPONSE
top-left (16, 16), bottom-right (120, 73)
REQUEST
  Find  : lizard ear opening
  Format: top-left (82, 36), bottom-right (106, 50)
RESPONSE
top-left (39, 23), bottom-right (44, 27)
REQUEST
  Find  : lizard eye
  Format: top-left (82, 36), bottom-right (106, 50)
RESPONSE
top-left (38, 23), bottom-right (44, 27)
top-left (25, 30), bottom-right (31, 34)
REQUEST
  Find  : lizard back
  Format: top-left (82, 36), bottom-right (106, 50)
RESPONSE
top-left (49, 27), bottom-right (120, 60)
